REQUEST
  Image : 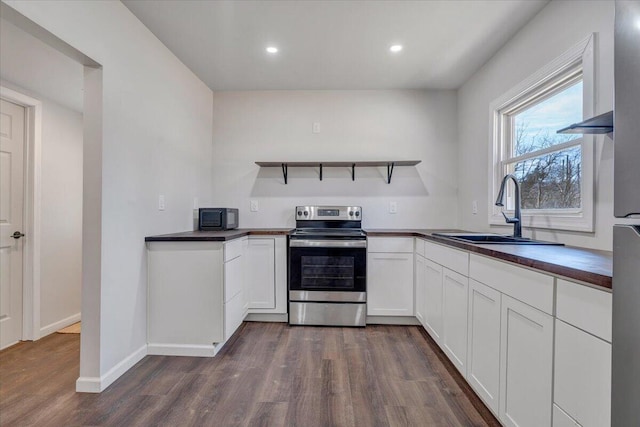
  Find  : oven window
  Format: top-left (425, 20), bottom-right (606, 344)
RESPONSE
top-left (301, 255), bottom-right (355, 289)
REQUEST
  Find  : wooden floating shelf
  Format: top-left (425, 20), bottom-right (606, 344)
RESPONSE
top-left (255, 160), bottom-right (421, 184)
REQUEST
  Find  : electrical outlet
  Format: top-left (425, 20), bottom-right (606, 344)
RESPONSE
top-left (158, 195), bottom-right (165, 211)
top-left (250, 200), bottom-right (259, 212)
top-left (389, 201), bottom-right (397, 214)
top-left (312, 122), bottom-right (320, 133)
top-left (472, 200), bottom-right (478, 215)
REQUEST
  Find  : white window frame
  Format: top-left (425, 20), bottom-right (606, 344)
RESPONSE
top-left (489, 34), bottom-right (596, 232)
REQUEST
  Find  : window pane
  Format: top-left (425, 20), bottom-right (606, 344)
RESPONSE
top-left (514, 81), bottom-right (583, 157)
top-left (511, 146), bottom-right (581, 209)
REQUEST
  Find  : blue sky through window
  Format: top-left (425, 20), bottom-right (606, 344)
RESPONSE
top-left (514, 81), bottom-right (582, 155)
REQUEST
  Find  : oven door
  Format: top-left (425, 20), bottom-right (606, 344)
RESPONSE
top-left (289, 240), bottom-right (366, 297)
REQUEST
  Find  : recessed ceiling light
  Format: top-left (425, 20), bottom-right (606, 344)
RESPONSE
top-left (266, 46), bottom-right (278, 54)
top-left (390, 45), bottom-right (403, 53)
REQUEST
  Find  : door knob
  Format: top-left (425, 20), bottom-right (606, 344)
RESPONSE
top-left (12, 231), bottom-right (25, 239)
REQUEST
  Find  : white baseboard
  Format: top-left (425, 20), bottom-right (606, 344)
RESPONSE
top-left (75, 376), bottom-right (101, 393)
top-left (147, 343), bottom-right (219, 357)
top-left (75, 344), bottom-right (147, 393)
top-left (366, 316), bottom-right (421, 325)
top-left (39, 312), bottom-right (81, 338)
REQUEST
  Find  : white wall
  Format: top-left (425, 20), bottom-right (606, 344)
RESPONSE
top-left (39, 97), bottom-right (83, 333)
top-left (1, 18), bottom-right (83, 337)
top-left (457, 0), bottom-right (615, 250)
top-left (0, 18), bottom-right (83, 113)
top-left (212, 90), bottom-right (458, 229)
top-left (4, 0), bottom-right (214, 390)
top-left (1, 81), bottom-right (84, 334)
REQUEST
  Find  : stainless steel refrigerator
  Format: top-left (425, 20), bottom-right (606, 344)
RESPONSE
top-left (612, 1), bottom-right (640, 426)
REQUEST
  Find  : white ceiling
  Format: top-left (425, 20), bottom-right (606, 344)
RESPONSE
top-left (0, 18), bottom-right (84, 113)
top-left (123, 0), bottom-right (549, 91)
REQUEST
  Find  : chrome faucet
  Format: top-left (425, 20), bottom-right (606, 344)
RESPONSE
top-left (495, 174), bottom-right (522, 238)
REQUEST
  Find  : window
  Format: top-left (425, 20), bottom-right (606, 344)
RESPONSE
top-left (489, 35), bottom-right (595, 232)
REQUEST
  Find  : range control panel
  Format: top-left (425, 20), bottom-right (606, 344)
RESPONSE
top-left (295, 206), bottom-right (362, 221)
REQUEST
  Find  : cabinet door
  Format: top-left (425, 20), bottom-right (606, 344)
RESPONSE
top-left (554, 319), bottom-right (611, 427)
top-left (224, 254), bottom-right (244, 303)
top-left (225, 292), bottom-right (245, 340)
top-left (224, 255), bottom-right (245, 339)
top-left (246, 238), bottom-right (276, 309)
top-left (367, 252), bottom-right (414, 316)
top-left (467, 279), bottom-right (501, 414)
top-left (500, 295), bottom-right (553, 427)
top-left (442, 268), bottom-right (469, 376)
top-left (415, 255), bottom-right (426, 327)
top-left (423, 258), bottom-right (444, 344)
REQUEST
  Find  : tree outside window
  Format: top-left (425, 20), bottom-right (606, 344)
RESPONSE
top-left (501, 79), bottom-right (583, 212)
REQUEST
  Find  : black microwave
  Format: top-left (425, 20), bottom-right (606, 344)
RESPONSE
top-left (199, 208), bottom-right (239, 231)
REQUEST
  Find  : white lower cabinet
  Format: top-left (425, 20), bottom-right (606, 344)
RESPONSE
top-left (554, 319), bottom-right (611, 427)
top-left (246, 238), bottom-right (276, 309)
top-left (147, 242), bottom-right (224, 356)
top-left (553, 404), bottom-right (580, 427)
top-left (442, 268), bottom-right (468, 376)
top-left (368, 251), bottom-right (414, 316)
top-left (412, 241), bottom-right (612, 427)
top-left (500, 295), bottom-right (553, 427)
top-left (147, 234), bottom-right (285, 357)
top-left (223, 241), bottom-right (246, 340)
top-left (423, 258), bottom-right (444, 344)
top-left (415, 254), bottom-right (427, 326)
top-left (466, 279), bottom-right (501, 415)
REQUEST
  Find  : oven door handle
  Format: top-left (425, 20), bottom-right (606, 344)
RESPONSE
top-left (289, 240), bottom-right (367, 248)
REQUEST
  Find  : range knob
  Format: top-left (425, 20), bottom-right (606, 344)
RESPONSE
top-left (303, 211), bottom-right (308, 216)
top-left (297, 210), bottom-right (302, 216)
top-left (349, 211), bottom-right (354, 216)
top-left (355, 211), bottom-right (360, 217)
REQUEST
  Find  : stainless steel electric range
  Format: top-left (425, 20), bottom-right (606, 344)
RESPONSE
top-left (288, 206), bottom-right (366, 327)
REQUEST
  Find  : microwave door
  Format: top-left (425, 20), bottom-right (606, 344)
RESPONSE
top-left (614, 0), bottom-right (640, 218)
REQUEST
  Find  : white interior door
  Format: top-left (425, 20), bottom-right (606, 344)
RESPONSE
top-left (1, 98), bottom-right (25, 350)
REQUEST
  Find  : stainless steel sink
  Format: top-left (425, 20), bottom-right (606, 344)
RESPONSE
top-left (432, 232), bottom-right (564, 246)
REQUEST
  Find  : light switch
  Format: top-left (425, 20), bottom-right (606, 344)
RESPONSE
top-left (389, 201), bottom-right (397, 214)
top-left (250, 200), bottom-right (259, 212)
top-left (158, 195), bottom-right (165, 211)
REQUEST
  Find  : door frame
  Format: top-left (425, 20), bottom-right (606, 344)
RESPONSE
top-left (1, 86), bottom-right (42, 341)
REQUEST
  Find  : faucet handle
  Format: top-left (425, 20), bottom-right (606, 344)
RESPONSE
top-left (501, 211), bottom-right (520, 224)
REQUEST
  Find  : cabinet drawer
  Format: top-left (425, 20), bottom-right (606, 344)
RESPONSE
top-left (367, 237), bottom-right (414, 253)
top-left (424, 241), bottom-right (469, 276)
top-left (224, 238), bottom-right (245, 262)
top-left (415, 238), bottom-right (426, 257)
top-left (556, 279), bottom-right (612, 342)
top-left (470, 254), bottom-right (554, 315)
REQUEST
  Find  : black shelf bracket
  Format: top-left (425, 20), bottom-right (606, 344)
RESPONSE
top-left (257, 160), bottom-right (420, 185)
top-left (387, 162), bottom-right (395, 184)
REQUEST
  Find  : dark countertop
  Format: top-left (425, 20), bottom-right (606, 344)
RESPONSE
top-left (145, 228), bottom-right (613, 289)
top-left (145, 228), bottom-right (293, 242)
top-left (366, 229), bottom-right (613, 290)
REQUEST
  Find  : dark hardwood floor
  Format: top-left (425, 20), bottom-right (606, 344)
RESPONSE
top-left (0, 323), bottom-right (500, 427)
